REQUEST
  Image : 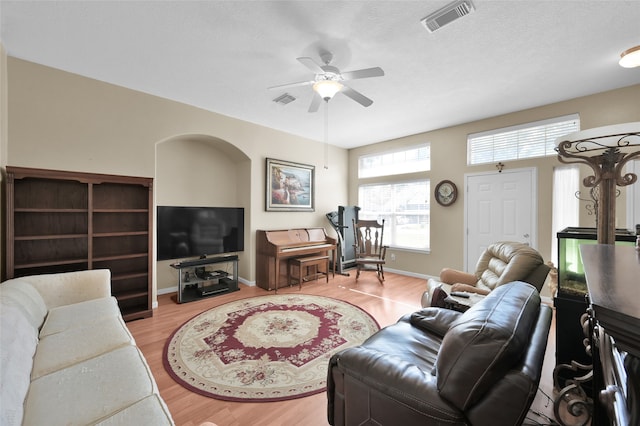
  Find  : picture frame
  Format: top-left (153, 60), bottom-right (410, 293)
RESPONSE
top-left (266, 158), bottom-right (315, 212)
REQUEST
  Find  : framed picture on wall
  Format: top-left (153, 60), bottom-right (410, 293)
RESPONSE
top-left (266, 158), bottom-right (315, 212)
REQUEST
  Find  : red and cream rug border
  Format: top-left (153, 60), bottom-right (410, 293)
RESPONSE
top-left (163, 294), bottom-right (379, 402)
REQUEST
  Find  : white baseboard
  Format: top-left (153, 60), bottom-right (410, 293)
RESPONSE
top-left (382, 267), bottom-right (435, 281)
top-left (157, 286), bottom-right (178, 296)
top-left (239, 277), bottom-right (255, 287)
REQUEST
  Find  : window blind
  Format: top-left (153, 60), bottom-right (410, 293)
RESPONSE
top-left (467, 114), bottom-right (580, 165)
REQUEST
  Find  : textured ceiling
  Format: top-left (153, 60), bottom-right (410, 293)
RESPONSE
top-left (1, 1), bottom-right (639, 149)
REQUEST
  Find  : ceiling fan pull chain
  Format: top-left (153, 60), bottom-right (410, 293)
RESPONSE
top-left (324, 100), bottom-right (330, 170)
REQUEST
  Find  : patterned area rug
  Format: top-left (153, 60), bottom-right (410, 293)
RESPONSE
top-left (163, 294), bottom-right (379, 402)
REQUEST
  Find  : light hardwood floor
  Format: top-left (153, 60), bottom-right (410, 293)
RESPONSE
top-left (127, 272), bottom-right (558, 426)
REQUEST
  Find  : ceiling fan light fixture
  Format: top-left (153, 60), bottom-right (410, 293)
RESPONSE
top-left (619, 45), bottom-right (640, 68)
top-left (313, 80), bottom-right (343, 100)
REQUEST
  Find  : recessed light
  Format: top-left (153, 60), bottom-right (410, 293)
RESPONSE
top-left (619, 45), bottom-right (640, 68)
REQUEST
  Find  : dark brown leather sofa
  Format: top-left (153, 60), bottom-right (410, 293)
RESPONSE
top-left (327, 281), bottom-right (552, 426)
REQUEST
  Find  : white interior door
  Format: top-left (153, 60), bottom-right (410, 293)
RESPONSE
top-left (464, 168), bottom-right (537, 271)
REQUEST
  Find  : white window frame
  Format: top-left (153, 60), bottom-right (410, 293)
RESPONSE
top-left (467, 113), bottom-right (580, 165)
top-left (358, 144), bottom-right (430, 178)
top-left (357, 144), bottom-right (431, 252)
top-left (551, 165), bottom-right (580, 267)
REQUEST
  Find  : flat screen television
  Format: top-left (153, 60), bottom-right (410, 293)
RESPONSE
top-left (157, 206), bottom-right (244, 261)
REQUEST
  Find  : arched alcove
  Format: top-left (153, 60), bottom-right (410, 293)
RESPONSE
top-left (155, 135), bottom-right (251, 296)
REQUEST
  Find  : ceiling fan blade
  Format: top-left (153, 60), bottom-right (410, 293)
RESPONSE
top-left (268, 80), bottom-right (314, 90)
top-left (341, 67), bottom-right (385, 81)
top-left (297, 57), bottom-right (325, 74)
top-left (341, 84), bottom-right (374, 107)
top-left (308, 92), bottom-right (322, 113)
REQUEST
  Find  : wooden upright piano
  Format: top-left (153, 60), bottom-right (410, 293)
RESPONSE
top-left (256, 228), bottom-right (337, 290)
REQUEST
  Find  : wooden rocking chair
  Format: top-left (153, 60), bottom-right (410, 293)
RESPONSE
top-left (352, 219), bottom-right (387, 283)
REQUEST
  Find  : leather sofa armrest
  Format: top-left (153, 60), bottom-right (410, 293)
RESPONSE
top-left (328, 347), bottom-right (463, 425)
top-left (440, 268), bottom-right (477, 286)
top-left (523, 263), bottom-right (551, 292)
top-left (409, 308), bottom-right (462, 336)
top-left (466, 304), bottom-right (553, 426)
top-left (436, 282), bottom-right (542, 411)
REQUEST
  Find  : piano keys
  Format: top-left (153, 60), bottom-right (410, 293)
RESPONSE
top-left (256, 228), bottom-right (337, 290)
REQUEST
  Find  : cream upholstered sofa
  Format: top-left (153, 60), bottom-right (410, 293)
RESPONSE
top-left (0, 269), bottom-right (174, 426)
top-left (422, 241), bottom-right (550, 309)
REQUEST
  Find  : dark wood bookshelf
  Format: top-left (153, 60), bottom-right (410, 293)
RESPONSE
top-left (5, 166), bottom-right (153, 321)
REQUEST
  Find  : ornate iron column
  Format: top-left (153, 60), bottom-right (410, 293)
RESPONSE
top-left (555, 123), bottom-right (640, 244)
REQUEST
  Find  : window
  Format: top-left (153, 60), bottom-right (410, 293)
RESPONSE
top-left (357, 144), bottom-right (430, 251)
top-left (359, 145), bottom-right (430, 178)
top-left (467, 114), bottom-right (580, 165)
top-left (551, 165), bottom-right (580, 266)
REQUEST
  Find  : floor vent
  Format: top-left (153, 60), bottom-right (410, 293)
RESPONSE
top-left (421, 0), bottom-right (475, 33)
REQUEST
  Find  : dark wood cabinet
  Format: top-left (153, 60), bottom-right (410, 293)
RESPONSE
top-left (554, 227), bottom-right (636, 384)
top-left (582, 245), bottom-right (640, 426)
top-left (5, 167), bottom-right (153, 321)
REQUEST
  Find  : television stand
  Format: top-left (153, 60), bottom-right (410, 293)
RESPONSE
top-left (170, 255), bottom-right (239, 303)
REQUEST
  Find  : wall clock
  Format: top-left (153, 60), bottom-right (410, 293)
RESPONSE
top-left (435, 180), bottom-right (458, 206)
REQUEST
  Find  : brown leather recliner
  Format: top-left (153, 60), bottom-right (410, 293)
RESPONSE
top-left (327, 281), bottom-right (552, 426)
top-left (421, 241), bottom-right (550, 309)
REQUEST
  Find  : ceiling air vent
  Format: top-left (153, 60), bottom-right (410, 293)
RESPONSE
top-left (273, 93), bottom-right (296, 105)
top-left (421, 0), bottom-right (475, 33)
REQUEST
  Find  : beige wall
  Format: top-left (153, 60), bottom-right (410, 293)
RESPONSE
top-left (154, 136), bottom-right (251, 293)
top-left (1, 43), bottom-right (7, 275)
top-left (4, 57), bottom-right (639, 301)
top-left (5, 58), bottom-right (349, 294)
top-left (0, 43), bottom-right (6, 166)
top-left (349, 85), bottom-right (640, 293)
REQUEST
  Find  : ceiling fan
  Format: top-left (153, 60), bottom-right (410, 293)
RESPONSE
top-left (269, 52), bottom-right (384, 112)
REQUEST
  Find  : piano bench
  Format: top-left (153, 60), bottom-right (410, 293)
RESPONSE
top-left (287, 255), bottom-right (330, 291)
